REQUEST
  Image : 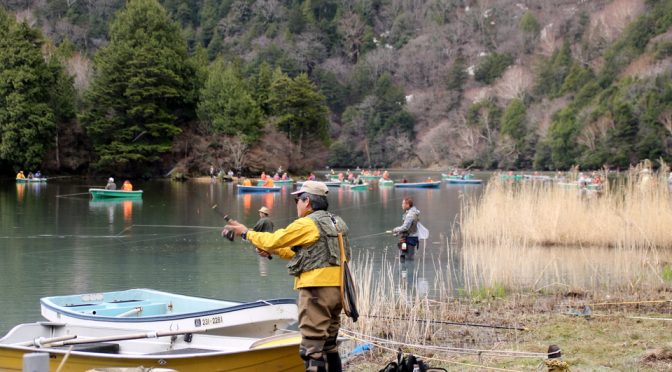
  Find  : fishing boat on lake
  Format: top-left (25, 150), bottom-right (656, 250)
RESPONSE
top-left (441, 173), bottom-right (474, 180)
top-left (341, 183), bottom-right (369, 191)
top-left (379, 179), bottom-right (394, 186)
top-left (89, 188), bottom-right (143, 199)
top-left (0, 322), bottom-right (303, 371)
top-left (394, 181), bottom-right (441, 188)
top-left (296, 181), bottom-right (341, 188)
top-left (237, 185), bottom-right (281, 193)
top-left (16, 178), bottom-right (48, 183)
top-left (256, 179), bottom-right (293, 186)
top-left (40, 289), bottom-right (297, 338)
top-left (445, 178), bottom-right (483, 185)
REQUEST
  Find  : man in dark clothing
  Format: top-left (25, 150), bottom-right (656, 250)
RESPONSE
top-left (252, 206), bottom-right (274, 232)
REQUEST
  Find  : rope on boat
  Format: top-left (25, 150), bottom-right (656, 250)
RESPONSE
top-left (339, 328), bottom-right (550, 358)
top-left (339, 329), bottom-right (525, 372)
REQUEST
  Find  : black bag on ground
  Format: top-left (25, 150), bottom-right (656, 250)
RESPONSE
top-left (378, 352), bottom-right (447, 372)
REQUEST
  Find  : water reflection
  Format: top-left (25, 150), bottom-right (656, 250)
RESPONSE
top-left (16, 183), bottom-right (24, 204)
top-left (89, 200), bottom-right (143, 225)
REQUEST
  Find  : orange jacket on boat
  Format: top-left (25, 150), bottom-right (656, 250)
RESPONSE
top-left (122, 181), bottom-right (133, 191)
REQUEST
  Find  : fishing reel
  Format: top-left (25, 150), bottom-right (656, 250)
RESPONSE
top-left (221, 227), bottom-right (235, 242)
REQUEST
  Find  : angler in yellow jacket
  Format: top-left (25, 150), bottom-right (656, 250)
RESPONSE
top-left (224, 181), bottom-right (349, 372)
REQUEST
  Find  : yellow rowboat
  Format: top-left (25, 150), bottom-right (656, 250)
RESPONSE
top-left (0, 322), bottom-right (303, 371)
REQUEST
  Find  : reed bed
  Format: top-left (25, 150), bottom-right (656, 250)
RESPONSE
top-left (461, 165), bottom-right (672, 248)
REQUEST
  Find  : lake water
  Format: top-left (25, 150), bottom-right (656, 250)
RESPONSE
top-left (1, 171), bottom-right (483, 333)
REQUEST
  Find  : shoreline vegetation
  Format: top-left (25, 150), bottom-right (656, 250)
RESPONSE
top-left (344, 162), bottom-right (672, 370)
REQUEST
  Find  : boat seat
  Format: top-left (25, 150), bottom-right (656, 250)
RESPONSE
top-left (148, 347), bottom-right (218, 355)
top-left (55, 342), bottom-right (120, 354)
top-left (89, 302), bottom-right (167, 317)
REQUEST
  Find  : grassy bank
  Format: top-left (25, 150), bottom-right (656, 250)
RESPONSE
top-left (343, 165), bottom-right (672, 370)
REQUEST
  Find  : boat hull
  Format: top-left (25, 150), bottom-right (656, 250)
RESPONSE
top-left (394, 181), bottom-right (441, 188)
top-left (0, 323), bottom-right (303, 372)
top-left (16, 178), bottom-right (47, 183)
top-left (256, 179), bottom-right (293, 186)
top-left (445, 179), bottom-right (483, 184)
top-left (89, 188), bottom-right (143, 199)
top-left (40, 289), bottom-right (297, 338)
top-left (341, 183), bottom-right (369, 191)
top-left (379, 180), bottom-right (394, 186)
top-left (237, 185), bottom-right (281, 193)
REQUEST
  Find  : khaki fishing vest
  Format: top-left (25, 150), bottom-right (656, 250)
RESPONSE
top-left (286, 210), bottom-right (350, 277)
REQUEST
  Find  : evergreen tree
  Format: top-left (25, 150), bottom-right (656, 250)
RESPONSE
top-left (268, 71), bottom-right (329, 154)
top-left (197, 60), bottom-right (262, 142)
top-left (81, 0), bottom-right (195, 175)
top-left (0, 14), bottom-right (58, 169)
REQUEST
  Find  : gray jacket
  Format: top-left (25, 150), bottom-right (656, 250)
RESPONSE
top-left (393, 206), bottom-right (420, 238)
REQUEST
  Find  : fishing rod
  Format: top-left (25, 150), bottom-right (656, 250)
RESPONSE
top-left (360, 315), bottom-right (527, 331)
top-left (212, 204), bottom-right (272, 260)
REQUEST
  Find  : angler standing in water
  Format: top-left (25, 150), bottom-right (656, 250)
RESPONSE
top-left (392, 197), bottom-right (420, 261)
top-left (224, 181), bottom-right (351, 372)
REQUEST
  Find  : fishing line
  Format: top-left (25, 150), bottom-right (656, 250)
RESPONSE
top-left (55, 192), bottom-right (90, 198)
top-left (359, 315), bottom-right (526, 331)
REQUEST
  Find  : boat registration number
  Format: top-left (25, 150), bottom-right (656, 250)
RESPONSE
top-left (194, 315), bottom-right (223, 327)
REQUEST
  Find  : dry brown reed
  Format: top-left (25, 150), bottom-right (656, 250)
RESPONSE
top-left (458, 162), bottom-right (672, 294)
top-left (461, 164), bottom-right (672, 248)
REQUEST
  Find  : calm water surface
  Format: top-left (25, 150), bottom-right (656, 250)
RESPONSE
top-left (0, 171), bottom-right (483, 333)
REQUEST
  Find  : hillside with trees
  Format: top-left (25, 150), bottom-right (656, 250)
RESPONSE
top-left (1, 0), bottom-right (672, 176)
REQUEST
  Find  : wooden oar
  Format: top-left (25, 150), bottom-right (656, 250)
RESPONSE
top-left (40, 328), bottom-right (204, 348)
top-left (15, 334), bottom-right (77, 347)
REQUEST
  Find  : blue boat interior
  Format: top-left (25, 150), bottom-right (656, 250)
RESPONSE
top-left (43, 289), bottom-right (243, 318)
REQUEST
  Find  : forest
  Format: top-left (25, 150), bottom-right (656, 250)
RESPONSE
top-left (1, 0), bottom-right (672, 176)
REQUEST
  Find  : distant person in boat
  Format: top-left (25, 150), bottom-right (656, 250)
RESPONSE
top-left (282, 172), bottom-right (289, 180)
top-left (27, 172), bottom-right (34, 179)
top-left (401, 177), bottom-right (408, 183)
top-left (34, 171), bottom-right (42, 178)
top-left (121, 180), bottom-right (133, 191)
top-left (273, 173), bottom-right (280, 181)
top-left (382, 171), bottom-right (390, 180)
top-left (392, 197), bottom-right (420, 261)
top-left (223, 181), bottom-right (350, 372)
top-left (253, 206), bottom-right (274, 233)
top-left (105, 177), bottom-right (117, 190)
top-left (263, 178), bottom-right (275, 187)
top-left (16, 171), bottom-right (25, 179)
top-left (260, 172), bottom-right (267, 181)
top-left (308, 173), bottom-right (316, 181)
top-left (242, 178), bottom-right (253, 186)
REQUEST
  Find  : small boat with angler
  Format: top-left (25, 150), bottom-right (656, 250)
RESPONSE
top-left (379, 179), bottom-right (394, 186)
top-left (341, 182), bottom-right (369, 191)
top-left (89, 188), bottom-right (143, 199)
top-left (441, 173), bottom-right (474, 180)
top-left (358, 174), bottom-right (380, 180)
top-left (445, 178), bottom-right (483, 185)
top-left (256, 179), bottom-right (293, 186)
top-left (394, 181), bottom-right (441, 188)
top-left (41, 289), bottom-right (297, 338)
top-left (296, 181), bottom-right (341, 188)
top-left (0, 322), bottom-right (304, 371)
top-left (237, 185), bottom-right (281, 193)
top-left (16, 177), bottom-right (47, 183)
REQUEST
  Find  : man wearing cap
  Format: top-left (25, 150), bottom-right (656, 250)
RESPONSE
top-left (224, 181), bottom-right (349, 372)
top-left (105, 177), bottom-right (117, 190)
top-left (252, 206), bottom-right (274, 233)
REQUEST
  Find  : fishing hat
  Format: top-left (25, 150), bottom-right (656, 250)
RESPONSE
top-left (259, 206), bottom-right (271, 215)
top-left (291, 181), bottom-right (328, 196)
top-left (108, 177), bottom-right (114, 182)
